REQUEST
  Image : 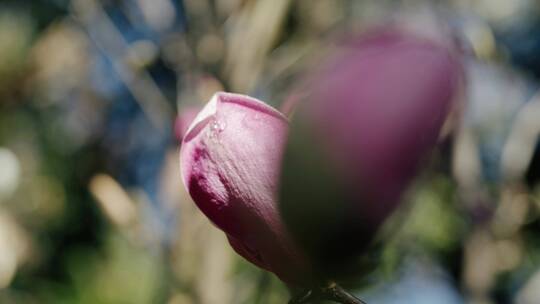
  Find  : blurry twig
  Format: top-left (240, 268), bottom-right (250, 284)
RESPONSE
top-left (223, 0), bottom-right (292, 93)
top-left (71, 0), bottom-right (173, 133)
top-left (501, 90), bottom-right (540, 182)
top-left (88, 173), bottom-right (138, 228)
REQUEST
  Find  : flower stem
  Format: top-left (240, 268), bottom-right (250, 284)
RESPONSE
top-left (322, 282), bottom-right (367, 304)
top-left (288, 282), bottom-right (367, 304)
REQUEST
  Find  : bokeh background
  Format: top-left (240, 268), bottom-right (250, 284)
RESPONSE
top-left (1, 0), bottom-right (540, 303)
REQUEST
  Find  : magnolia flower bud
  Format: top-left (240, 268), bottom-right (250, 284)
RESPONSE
top-left (180, 27), bottom-right (462, 284)
top-left (279, 27), bottom-right (462, 273)
top-left (179, 92), bottom-right (309, 284)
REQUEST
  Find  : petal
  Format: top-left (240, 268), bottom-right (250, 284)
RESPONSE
top-left (180, 92), bottom-right (307, 283)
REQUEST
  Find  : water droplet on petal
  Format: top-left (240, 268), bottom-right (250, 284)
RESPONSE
top-left (207, 118), bottom-right (226, 139)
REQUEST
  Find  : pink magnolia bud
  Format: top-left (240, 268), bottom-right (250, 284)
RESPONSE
top-left (279, 27), bottom-right (463, 272)
top-left (180, 27), bottom-right (463, 283)
top-left (179, 92), bottom-right (309, 284)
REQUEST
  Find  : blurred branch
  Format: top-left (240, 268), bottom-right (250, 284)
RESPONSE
top-left (88, 173), bottom-right (138, 228)
top-left (501, 90), bottom-right (540, 182)
top-left (223, 0), bottom-right (292, 93)
top-left (71, 0), bottom-right (173, 133)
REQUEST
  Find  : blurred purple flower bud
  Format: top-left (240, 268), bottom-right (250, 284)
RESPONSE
top-left (279, 27), bottom-right (463, 272)
top-left (179, 92), bottom-right (309, 284)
